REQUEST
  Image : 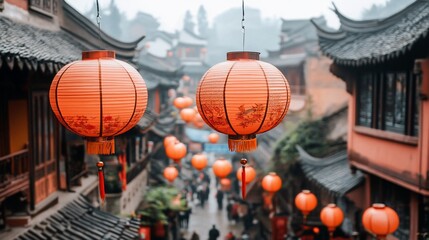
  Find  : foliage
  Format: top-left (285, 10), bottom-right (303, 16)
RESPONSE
top-left (197, 5), bottom-right (209, 38)
top-left (138, 186), bottom-right (188, 225)
top-left (183, 10), bottom-right (195, 33)
top-left (362, 0), bottom-right (413, 20)
top-left (271, 120), bottom-right (330, 169)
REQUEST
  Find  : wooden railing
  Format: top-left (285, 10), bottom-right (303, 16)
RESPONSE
top-left (0, 149), bottom-right (29, 187)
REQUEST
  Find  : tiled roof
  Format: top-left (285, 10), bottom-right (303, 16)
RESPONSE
top-left (314, 0), bottom-right (429, 66)
top-left (0, 16), bottom-right (83, 73)
top-left (136, 109), bottom-right (158, 132)
top-left (297, 145), bottom-right (364, 196)
top-left (150, 107), bottom-right (177, 137)
top-left (16, 196), bottom-right (140, 240)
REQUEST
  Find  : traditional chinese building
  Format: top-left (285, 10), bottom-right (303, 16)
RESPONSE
top-left (0, 0), bottom-right (149, 237)
top-left (314, 1), bottom-right (429, 238)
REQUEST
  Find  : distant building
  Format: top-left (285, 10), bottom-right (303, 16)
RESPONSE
top-left (314, 1), bottom-right (429, 238)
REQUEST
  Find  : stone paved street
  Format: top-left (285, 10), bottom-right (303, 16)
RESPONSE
top-left (181, 172), bottom-right (244, 240)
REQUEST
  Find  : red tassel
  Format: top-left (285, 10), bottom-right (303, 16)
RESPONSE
top-left (242, 165), bottom-right (246, 199)
top-left (97, 161), bottom-right (105, 204)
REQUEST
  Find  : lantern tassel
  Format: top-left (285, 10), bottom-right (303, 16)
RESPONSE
top-left (97, 161), bottom-right (105, 205)
top-left (228, 134), bottom-right (257, 152)
top-left (87, 137), bottom-right (115, 155)
top-left (241, 165), bottom-right (246, 199)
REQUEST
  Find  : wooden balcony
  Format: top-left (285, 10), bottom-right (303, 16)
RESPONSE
top-left (0, 149), bottom-right (29, 201)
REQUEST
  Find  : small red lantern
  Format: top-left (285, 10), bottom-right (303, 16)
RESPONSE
top-left (320, 204), bottom-right (344, 234)
top-left (180, 108), bottom-right (196, 123)
top-left (196, 51), bottom-right (291, 152)
top-left (261, 172), bottom-right (282, 193)
top-left (236, 165), bottom-right (256, 184)
top-left (208, 132), bottom-right (220, 144)
top-left (165, 141), bottom-right (187, 163)
top-left (163, 166), bottom-right (179, 183)
top-left (182, 75), bottom-right (191, 82)
top-left (212, 158), bottom-right (232, 178)
top-left (164, 135), bottom-right (177, 148)
top-left (220, 178), bottom-right (232, 191)
top-left (50, 50), bottom-right (148, 155)
top-left (191, 153), bottom-right (208, 171)
top-left (295, 190), bottom-right (318, 220)
top-left (182, 96), bottom-right (193, 108)
top-left (362, 203), bottom-right (399, 239)
top-left (173, 97), bottom-right (187, 109)
top-left (193, 113), bottom-right (205, 129)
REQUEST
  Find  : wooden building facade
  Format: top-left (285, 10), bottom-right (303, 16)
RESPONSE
top-left (314, 1), bottom-right (429, 239)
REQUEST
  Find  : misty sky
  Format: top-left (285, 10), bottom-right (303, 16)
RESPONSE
top-left (66, 0), bottom-right (391, 31)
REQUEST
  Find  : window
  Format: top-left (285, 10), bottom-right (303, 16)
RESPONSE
top-left (356, 71), bottom-right (419, 137)
top-left (29, 0), bottom-right (58, 16)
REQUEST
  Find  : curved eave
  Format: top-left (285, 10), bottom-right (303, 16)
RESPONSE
top-left (62, 2), bottom-right (145, 59)
top-left (311, 18), bottom-right (346, 40)
top-left (332, 0), bottom-right (423, 33)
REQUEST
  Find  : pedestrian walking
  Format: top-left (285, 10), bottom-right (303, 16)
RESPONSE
top-left (216, 190), bottom-right (224, 210)
top-left (190, 231), bottom-right (200, 240)
top-left (208, 224), bottom-right (220, 240)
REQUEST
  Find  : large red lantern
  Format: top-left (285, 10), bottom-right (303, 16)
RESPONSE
top-left (212, 158), bottom-right (232, 178)
top-left (163, 166), bottom-right (179, 183)
top-left (320, 204), bottom-right (344, 234)
top-left (208, 132), bottom-right (220, 144)
top-left (236, 165), bottom-right (256, 184)
top-left (196, 51), bottom-right (290, 152)
top-left (165, 141), bottom-right (187, 163)
top-left (295, 190), bottom-right (318, 220)
top-left (180, 108), bottom-right (196, 123)
top-left (261, 172), bottom-right (282, 193)
top-left (362, 203), bottom-right (399, 239)
top-left (50, 50), bottom-right (147, 154)
top-left (191, 153), bottom-right (208, 171)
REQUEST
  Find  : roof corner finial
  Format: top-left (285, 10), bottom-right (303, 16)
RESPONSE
top-left (331, 1), bottom-right (338, 12)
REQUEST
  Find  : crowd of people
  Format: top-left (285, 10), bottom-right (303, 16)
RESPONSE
top-left (173, 167), bottom-right (257, 240)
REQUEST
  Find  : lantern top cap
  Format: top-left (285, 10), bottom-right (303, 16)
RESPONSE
top-left (227, 51), bottom-right (260, 61)
top-left (302, 190), bottom-right (311, 194)
top-left (372, 203), bottom-right (386, 209)
top-left (82, 50), bottom-right (116, 60)
top-left (327, 203), bottom-right (337, 208)
top-left (268, 172), bottom-right (277, 176)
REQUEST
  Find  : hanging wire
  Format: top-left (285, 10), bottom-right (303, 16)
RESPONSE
top-left (241, 0), bottom-right (246, 51)
top-left (96, 0), bottom-right (102, 41)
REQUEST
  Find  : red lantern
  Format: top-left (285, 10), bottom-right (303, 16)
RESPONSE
top-left (164, 135), bottom-right (177, 148)
top-left (50, 50), bottom-right (147, 154)
top-left (362, 203), bottom-right (399, 239)
top-left (193, 113), bottom-right (205, 129)
top-left (208, 132), bottom-right (220, 144)
top-left (191, 153), bottom-right (208, 171)
top-left (220, 178), bottom-right (232, 191)
top-left (196, 51), bottom-right (291, 152)
top-left (182, 96), bottom-right (193, 108)
top-left (165, 141), bottom-right (187, 163)
top-left (163, 166), bottom-right (179, 183)
top-left (180, 108), bottom-right (196, 123)
top-left (212, 158), bottom-right (232, 178)
top-left (236, 166), bottom-right (256, 184)
top-left (295, 190), bottom-right (318, 219)
top-left (193, 106), bottom-right (198, 114)
top-left (173, 97), bottom-right (187, 109)
top-left (261, 172), bottom-right (282, 193)
top-left (320, 204), bottom-right (344, 233)
top-left (182, 75), bottom-right (191, 82)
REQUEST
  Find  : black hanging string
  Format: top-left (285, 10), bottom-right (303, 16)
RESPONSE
top-left (241, 0), bottom-right (245, 51)
top-left (96, 0), bottom-right (102, 41)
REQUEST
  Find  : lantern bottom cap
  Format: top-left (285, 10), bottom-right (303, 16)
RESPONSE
top-left (86, 137), bottom-right (115, 155)
top-left (228, 134), bottom-right (257, 152)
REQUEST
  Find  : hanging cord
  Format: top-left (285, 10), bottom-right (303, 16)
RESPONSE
top-left (96, 0), bottom-right (102, 41)
top-left (241, 0), bottom-right (246, 51)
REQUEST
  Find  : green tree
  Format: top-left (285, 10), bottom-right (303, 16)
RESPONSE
top-left (197, 5), bottom-right (209, 38)
top-left (183, 10), bottom-right (195, 33)
top-left (362, 0), bottom-right (413, 19)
